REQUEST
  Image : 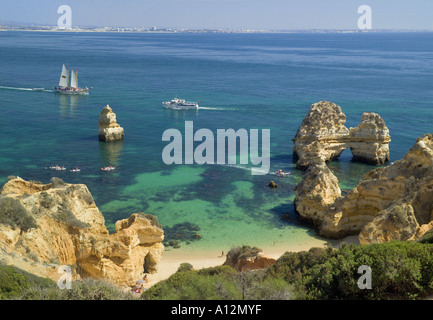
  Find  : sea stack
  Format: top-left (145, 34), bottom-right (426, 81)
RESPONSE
top-left (292, 101), bottom-right (390, 169)
top-left (294, 132), bottom-right (433, 244)
top-left (98, 105), bottom-right (124, 141)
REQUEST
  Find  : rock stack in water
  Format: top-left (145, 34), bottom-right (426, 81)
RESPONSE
top-left (293, 102), bottom-right (433, 244)
top-left (292, 101), bottom-right (390, 169)
top-left (293, 101), bottom-right (350, 168)
top-left (98, 105), bottom-right (124, 141)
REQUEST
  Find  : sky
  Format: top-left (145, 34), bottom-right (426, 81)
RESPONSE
top-left (1, 0), bottom-right (433, 30)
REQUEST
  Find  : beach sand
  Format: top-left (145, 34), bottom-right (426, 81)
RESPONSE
top-left (142, 235), bottom-right (359, 289)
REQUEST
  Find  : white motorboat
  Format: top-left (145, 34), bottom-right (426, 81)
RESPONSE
top-left (276, 170), bottom-right (291, 177)
top-left (162, 98), bottom-right (199, 110)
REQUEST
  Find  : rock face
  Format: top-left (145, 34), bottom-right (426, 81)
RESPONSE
top-left (223, 246), bottom-right (276, 272)
top-left (0, 177), bottom-right (163, 287)
top-left (293, 101), bottom-right (350, 168)
top-left (294, 133), bottom-right (433, 244)
top-left (294, 160), bottom-right (341, 226)
top-left (293, 101), bottom-right (390, 168)
top-left (98, 105), bottom-right (124, 142)
top-left (357, 134), bottom-right (433, 244)
top-left (350, 112), bottom-right (391, 165)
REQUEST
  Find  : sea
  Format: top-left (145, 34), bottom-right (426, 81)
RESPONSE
top-left (0, 31), bottom-right (432, 256)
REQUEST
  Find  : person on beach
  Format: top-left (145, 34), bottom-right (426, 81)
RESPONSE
top-left (131, 275), bottom-right (148, 294)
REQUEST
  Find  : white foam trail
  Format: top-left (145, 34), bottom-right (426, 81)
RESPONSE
top-left (0, 86), bottom-right (52, 93)
top-left (198, 106), bottom-right (233, 111)
top-left (222, 163), bottom-right (276, 175)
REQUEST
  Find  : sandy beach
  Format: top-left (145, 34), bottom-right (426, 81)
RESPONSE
top-left (143, 235), bottom-right (359, 289)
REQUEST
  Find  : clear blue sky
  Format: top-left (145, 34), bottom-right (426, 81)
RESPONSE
top-left (2, 0), bottom-right (433, 30)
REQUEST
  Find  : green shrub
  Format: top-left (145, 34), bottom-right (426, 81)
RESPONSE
top-left (19, 278), bottom-right (136, 300)
top-left (177, 263), bottom-right (194, 273)
top-left (142, 263), bottom-right (290, 300)
top-left (55, 207), bottom-right (89, 229)
top-left (0, 264), bottom-right (54, 299)
top-left (0, 197), bottom-right (37, 232)
top-left (266, 242), bottom-right (433, 300)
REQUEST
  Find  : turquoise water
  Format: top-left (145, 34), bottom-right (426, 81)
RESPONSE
top-left (1, 31), bottom-right (432, 254)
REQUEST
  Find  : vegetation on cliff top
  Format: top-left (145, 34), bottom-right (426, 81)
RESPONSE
top-left (143, 241), bottom-right (433, 300)
top-left (2, 241), bottom-right (433, 300)
top-left (0, 264), bottom-right (54, 299)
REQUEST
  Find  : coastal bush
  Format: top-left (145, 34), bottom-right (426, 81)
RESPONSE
top-left (142, 264), bottom-right (292, 300)
top-left (55, 207), bottom-right (89, 229)
top-left (177, 263), bottom-right (194, 272)
top-left (18, 278), bottom-right (136, 300)
top-left (0, 264), bottom-right (54, 300)
top-left (227, 245), bottom-right (262, 262)
top-left (266, 242), bottom-right (433, 300)
top-left (0, 197), bottom-right (37, 232)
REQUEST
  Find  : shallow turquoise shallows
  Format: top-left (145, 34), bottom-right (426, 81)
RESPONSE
top-left (1, 31), bottom-right (432, 253)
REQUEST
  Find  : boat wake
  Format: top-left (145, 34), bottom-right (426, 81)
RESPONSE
top-left (222, 164), bottom-right (277, 175)
top-left (198, 106), bottom-right (232, 111)
top-left (0, 86), bottom-right (53, 93)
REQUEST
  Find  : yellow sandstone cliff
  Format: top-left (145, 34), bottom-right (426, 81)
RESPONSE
top-left (0, 177), bottom-right (163, 287)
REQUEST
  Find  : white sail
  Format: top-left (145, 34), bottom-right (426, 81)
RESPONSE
top-left (70, 69), bottom-right (78, 89)
top-left (59, 64), bottom-right (69, 88)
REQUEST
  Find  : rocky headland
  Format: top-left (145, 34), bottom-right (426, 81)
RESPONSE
top-left (98, 105), bottom-right (124, 142)
top-left (0, 177), bottom-right (163, 287)
top-left (294, 101), bottom-right (433, 245)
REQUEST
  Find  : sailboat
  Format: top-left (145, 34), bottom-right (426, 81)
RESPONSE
top-left (54, 64), bottom-right (90, 95)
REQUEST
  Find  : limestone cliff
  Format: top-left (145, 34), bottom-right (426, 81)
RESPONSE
top-left (293, 101), bottom-right (350, 168)
top-left (0, 177), bottom-right (163, 287)
top-left (98, 105), bottom-right (124, 142)
top-left (357, 134), bottom-right (433, 244)
top-left (294, 133), bottom-right (433, 244)
top-left (350, 112), bottom-right (391, 165)
top-left (293, 101), bottom-right (390, 168)
top-left (294, 160), bottom-right (341, 227)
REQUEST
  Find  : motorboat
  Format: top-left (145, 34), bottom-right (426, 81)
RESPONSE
top-left (162, 98), bottom-right (199, 110)
top-left (101, 166), bottom-right (116, 171)
top-left (276, 170), bottom-right (290, 177)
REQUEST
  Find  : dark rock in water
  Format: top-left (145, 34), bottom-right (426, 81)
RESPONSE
top-left (163, 222), bottom-right (202, 249)
top-left (268, 181), bottom-right (278, 188)
top-left (281, 212), bottom-right (292, 222)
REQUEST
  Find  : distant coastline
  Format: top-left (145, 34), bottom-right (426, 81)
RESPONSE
top-left (1, 24), bottom-right (432, 34)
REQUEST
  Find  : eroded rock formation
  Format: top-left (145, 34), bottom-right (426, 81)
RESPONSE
top-left (293, 101), bottom-right (390, 168)
top-left (223, 246), bottom-right (276, 272)
top-left (293, 101), bottom-right (350, 168)
top-left (98, 105), bottom-right (124, 141)
top-left (350, 112), bottom-right (391, 165)
top-left (294, 133), bottom-right (433, 244)
top-left (294, 160), bottom-right (341, 226)
top-left (0, 177), bottom-right (163, 287)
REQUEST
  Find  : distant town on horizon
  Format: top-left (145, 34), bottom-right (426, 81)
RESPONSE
top-left (1, 22), bottom-right (431, 34)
